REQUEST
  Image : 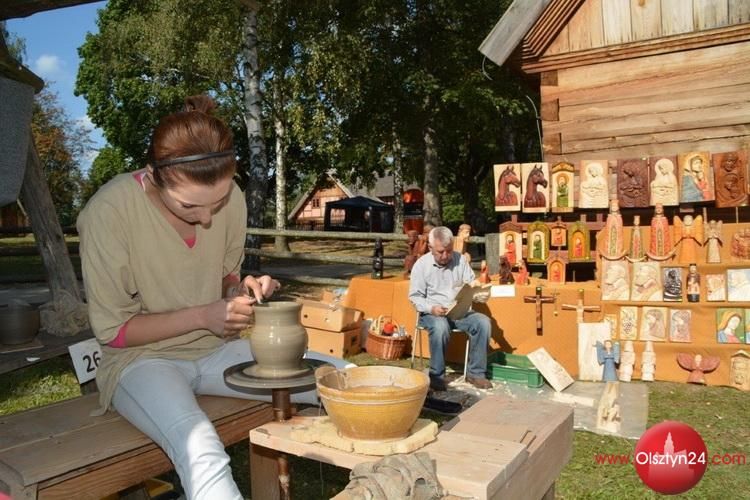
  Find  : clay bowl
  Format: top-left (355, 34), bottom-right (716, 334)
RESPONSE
top-left (0, 305), bottom-right (40, 345)
top-left (315, 365), bottom-right (429, 441)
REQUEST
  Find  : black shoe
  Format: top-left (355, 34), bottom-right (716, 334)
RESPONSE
top-left (429, 376), bottom-right (447, 392)
top-left (466, 375), bottom-right (493, 390)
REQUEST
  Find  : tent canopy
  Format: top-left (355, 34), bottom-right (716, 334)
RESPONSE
top-left (324, 196), bottom-right (394, 233)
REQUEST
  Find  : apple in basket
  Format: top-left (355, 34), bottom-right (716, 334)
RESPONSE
top-left (382, 321), bottom-right (397, 336)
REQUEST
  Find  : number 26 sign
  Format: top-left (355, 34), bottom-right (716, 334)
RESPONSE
top-left (68, 338), bottom-right (102, 384)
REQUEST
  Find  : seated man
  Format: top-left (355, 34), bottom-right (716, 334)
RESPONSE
top-left (408, 226), bottom-right (492, 391)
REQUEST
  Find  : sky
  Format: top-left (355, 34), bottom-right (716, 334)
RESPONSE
top-left (6, 1), bottom-right (107, 173)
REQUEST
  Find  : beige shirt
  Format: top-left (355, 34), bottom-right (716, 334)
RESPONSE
top-left (77, 172), bottom-right (247, 412)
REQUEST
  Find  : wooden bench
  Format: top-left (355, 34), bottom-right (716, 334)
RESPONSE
top-left (0, 393), bottom-right (273, 500)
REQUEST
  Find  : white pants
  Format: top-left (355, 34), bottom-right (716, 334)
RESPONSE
top-left (112, 340), bottom-right (351, 500)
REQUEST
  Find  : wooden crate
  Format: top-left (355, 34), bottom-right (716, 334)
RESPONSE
top-left (306, 326), bottom-right (361, 358)
top-left (299, 301), bottom-right (363, 332)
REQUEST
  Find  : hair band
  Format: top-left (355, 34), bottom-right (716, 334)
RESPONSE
top-left (153, 149), bottom-right (235, 168)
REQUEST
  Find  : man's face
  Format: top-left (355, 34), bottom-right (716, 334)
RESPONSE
top-left (430, 239), bottom-right (454, 266)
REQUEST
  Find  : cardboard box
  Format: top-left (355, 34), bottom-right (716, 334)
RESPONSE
top-left (299, 300), bottom-right (363, 332)
top-left (306, 326), bottom-right (361, 358)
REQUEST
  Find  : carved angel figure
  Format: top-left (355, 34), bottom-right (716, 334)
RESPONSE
top-left (673, 215), bottom-right (704, 265)
top-left (676, 353), bottom-right (720, 385)
top-left (705, 220), bottom-right (723, 264)
top-left (596, 340), bottom-right (620, 382)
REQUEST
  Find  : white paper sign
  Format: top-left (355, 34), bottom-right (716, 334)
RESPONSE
top-left (490, 285), bottom-right (516, 298)
top-left (68, 338), bottom-right (102, 384)
top-left (527, 347), bottom-right (574, 392)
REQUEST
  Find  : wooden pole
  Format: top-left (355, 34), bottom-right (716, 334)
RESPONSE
top-left (19, 131), bottom-right (82, 303)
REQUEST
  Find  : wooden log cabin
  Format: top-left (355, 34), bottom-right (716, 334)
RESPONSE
top-left (480, 0), bottom-right (750, 164)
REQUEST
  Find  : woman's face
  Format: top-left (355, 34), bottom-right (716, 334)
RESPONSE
top-left (155, 174), bottom-right (234, 226)
top-left (728, 316), bottom-right (741, 330)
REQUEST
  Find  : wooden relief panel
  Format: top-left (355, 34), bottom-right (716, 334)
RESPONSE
top-left (616, 158), bottom-right (649, 207)
top-left (551, 162), bottom-right (574, 212)
top-left (526, 221), bottom-right (550, 264)
top-left (619, 306), bottom-right (638, 340)
top-left (649, 156), bottom-right (679, 206)
top-left (493, 163), bottom-right (521, 212)
top-left (550, 217), bottom-right (567, 248)
top-left (713, 150), bottom-right (748, 207)
top-left (567, 221), bottom-right (590, 262)
top-left (601, 260), bottom-right (630, 301)
top-left (499, 222), bottom-right (522, 267)
top-left (669, 309), bottom-right (692, 343)
top-left (578, 160), bottom-right (609, 208)
top-left (631, 262), bottom-right (663, 302)
top-left (640, 307), bottom-right (668, 342)
top-left (547, 256), bottom-right (566, 285)
top-left (521, 162), bottom-right (550, 213)
top-left (678, 151), bottom-right (714, 203)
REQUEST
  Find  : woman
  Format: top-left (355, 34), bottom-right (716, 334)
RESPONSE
top-left (716, 311), bottom-right (742, 343)
top-left (78, 96), bottom-right (346, 500)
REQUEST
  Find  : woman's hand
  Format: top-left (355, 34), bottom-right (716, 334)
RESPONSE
top-left (202, 295), bottom-right (256, 336)
top-left (240, 275), bottom-right (281, 302)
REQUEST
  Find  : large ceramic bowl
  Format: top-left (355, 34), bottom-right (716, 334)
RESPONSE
top-left (316, 365), bottom-right (429, 441)
top-left (0, 305), bottom-right (40, 345)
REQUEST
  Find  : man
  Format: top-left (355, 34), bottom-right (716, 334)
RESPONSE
top-left (408, 226), bottom-right (492, 391)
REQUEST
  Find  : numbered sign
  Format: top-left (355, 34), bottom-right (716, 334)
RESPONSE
top-left (68, 338), bottom-right (102, 384)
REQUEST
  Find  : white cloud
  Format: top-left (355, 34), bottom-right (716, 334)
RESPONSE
top-left (76, 114), bottom-right (94, 130)
top-left (33, 54), bottom-right (66, 78)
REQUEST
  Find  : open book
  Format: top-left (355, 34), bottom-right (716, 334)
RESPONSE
top-left (446, 283), bottom-right (492, 321)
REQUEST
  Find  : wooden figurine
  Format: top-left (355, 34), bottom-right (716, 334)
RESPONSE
top-left (550, 216), bottom-right (567, 248)
top-left (596, 382), bottom-right (621, 434)
top-left (677, 353), bottom-right (720, 385)
top-left (716, 309), bottom-right (744, 343)
top-left (479, 259), bottom-right (492, 284)
top-left (551, 162), bottom-right (575, 212)
top-left (686, 263), bottom-right (700, 302)
top-left (706, 273), bottom-right (726, 301)
top-left (516, 258), bottom-right (529, 285)
top-left (731, 228), bottom-right (750, 261)
top-left (617, 158), bottom-right (650, 208)
top-left (568, 221), bottom-right (590, 262)
top-left (455, 223), bottom-right (472, 263)
top-left (372, 238), bottom-right (384, 279)
top-left (705, 220), bottom-right (723, 264)
top-left (578, 322), bottom-right (613, 381)
top-left (669, 309), bottom-right (692, 342)
top-left (729, 350), bottom-right (750, 391)
top-left (499, 222), bottom-right (523, 267)
top-left (523, 286), bottom-right (556, 335)
top-left (415, 225), bottom-right (432, 257)
top-left (649, 156), bottom-right (679, 206)
top-left (598, 199), bottom-right (625, 260)
top-left (579, 160), bottom-right (609, 208)
top-left (640, 307), bottom-right (668, 342)
top-left (596, 340), bottom-right (620, 382)
top-left (547, 255), bottom-right (566, 285)
top-left (619, 306), bottom-right (638, 340)
top-left (627, 215), bottom-right (645, 262)
top-left (496, 256), bottom-right (513, 284)
top-left (678, 151), bottom-right (714, 203)
top-left (521, 162), bottom-right (550, 213)
top-left (403, 229), bottom-right (420, 276)
top-left (601, 260), bottom-right (630, 300)
top-left (662, 267), bottom-right (683, 301)
top-left (646, 203), bottom-right (675, 261)
top-left (631, 261), bottom-right (663, 301)
top-left (493, 163), bottom-right (522, 211)
top-left (563, 289), bottom-right (601, 323)
top-left (526, 221), bottom-right (550, 263)
top-left (713, 150), bottom-right (748, 207)
top-left (619, 341), bottom-right (635, 382)
top-left (673, 215), bottom-right (704, 265)
top-left (641, 341), bottom-right (656, 381)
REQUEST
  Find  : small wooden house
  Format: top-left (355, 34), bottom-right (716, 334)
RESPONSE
top-left (481, 0), bottom-right (750, 163)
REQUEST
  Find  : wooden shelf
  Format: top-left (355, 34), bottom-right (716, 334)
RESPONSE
top-left (602, 300), bottom-right (750, 308)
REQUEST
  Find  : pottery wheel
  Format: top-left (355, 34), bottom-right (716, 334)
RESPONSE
top-left (224, 359), bottom-right (327, 391)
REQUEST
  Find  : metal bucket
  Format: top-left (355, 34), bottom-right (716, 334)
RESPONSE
top-left (0, 304), bottom-right (40, 345)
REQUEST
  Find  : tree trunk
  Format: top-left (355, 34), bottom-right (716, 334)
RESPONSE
top-left (241, 7), bottom-right (268, 271)
top-left (392, 132), bottom-right (404, 234)
top-left (20, 132), bottom-right (81, 303)
top-left (273, 84), bottom-right (290, 252)
top-left (422, 120), bottom-right (442, 227)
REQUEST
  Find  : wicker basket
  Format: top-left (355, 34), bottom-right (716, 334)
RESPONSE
top-left (365, 316), bottom-right (411, 360)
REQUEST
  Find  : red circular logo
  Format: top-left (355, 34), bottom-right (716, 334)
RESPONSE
top-left (634, 421), bottom-right (708, 494)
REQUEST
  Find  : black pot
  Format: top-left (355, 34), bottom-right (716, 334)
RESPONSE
top-left (0, 305), bottom-right (40, 345)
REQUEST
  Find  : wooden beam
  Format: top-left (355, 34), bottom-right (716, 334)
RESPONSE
top-left (479, 0), bottom-right (554, 67)
top-left (0, 0), bottom-right (103, 20)
top-left (0, 30), bottom-right (43, 91)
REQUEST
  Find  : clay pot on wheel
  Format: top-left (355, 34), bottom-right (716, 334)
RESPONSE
top-left (0, 304), bottom-right (40, 345)
top-left (246, 301), bottom-right (309, 379)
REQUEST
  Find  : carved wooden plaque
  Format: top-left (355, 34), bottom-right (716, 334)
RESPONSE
top-left (521, 162), bottom-right (550, 213)
top-left (713, 150), bottom-right (748, 207)
top-left (648, 156), bottom-right (679, 206)
top-left (493, 163), bottom-right (522, 212)
top-left (578, 160), bottom-right (609, 208)
top-left (678, 151), bottom-right (714, 203)
top-left (551, 162), bottom-right (574, 212)
top-left (616, 158), bottom-right (649, 207)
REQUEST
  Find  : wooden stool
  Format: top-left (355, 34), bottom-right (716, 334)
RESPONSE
top-left (411, 321), bottom-right (470, 379)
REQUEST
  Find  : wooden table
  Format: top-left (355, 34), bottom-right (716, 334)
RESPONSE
top-left (248, 396), bottom-right (573, 499)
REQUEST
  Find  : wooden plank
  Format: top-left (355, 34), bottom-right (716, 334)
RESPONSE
top-left (603, 0), bottom-right (633, 45)
top-left (544, 24), bottom-right (570, 55)
top-left (630, 0), bottom-right (662, 41)
top-left (524, 0), bottom-right (584, 55)
top-left (567, 0), bottom-right (604, 51)
top-left (729, 0), bottom-right (750, 23)
top-left (250, 444), bottom-right (281, 500)
top-left (541, 98), bottom-right (560, 121)
top-left (543, 132), bottom-right (563, 155)
top-left (0, 0), bottom-right (101, 20)
top-left (479, 0), bottom-right (554, 67)
top-left (662, 0), bottom-right (694, 35)
top-left (694, 0), bottom-right (729, 30)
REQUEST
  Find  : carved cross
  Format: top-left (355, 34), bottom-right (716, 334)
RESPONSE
top-left (524, 286), bottom-right (556, 336)
top-left (562, 289), bottom-right (601, 323)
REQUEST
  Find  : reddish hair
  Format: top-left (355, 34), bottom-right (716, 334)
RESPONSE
top-left (147, 95), bottom-right (236, 187)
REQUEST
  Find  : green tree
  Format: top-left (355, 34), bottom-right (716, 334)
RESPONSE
top-left (82, 145), bottom-right (130, 202)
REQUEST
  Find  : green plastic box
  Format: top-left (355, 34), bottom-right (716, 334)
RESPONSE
top-left (486, 351), bottom-right (544, 388)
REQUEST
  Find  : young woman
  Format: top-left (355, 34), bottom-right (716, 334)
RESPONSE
top-left (78, 95), bottom-right (345, 500)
